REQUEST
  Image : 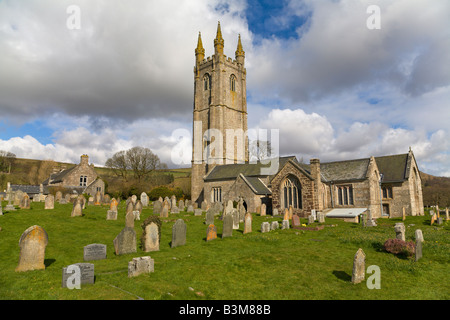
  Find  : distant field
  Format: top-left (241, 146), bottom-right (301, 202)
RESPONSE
top-left (0, 202), bottom-right (448, 300)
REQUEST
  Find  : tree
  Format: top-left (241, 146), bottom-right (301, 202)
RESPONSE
top-left (105, 147), bottom-right (166, 183)
top-left (248, 140), bottom-right (273, 162)
top-left (0, 150), bottom-right (16, 173)
top-left (105, 150), bottom-right (129, 181)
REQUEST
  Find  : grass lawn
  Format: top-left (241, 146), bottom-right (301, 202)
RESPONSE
top-left (0, 201), bottom-right (448, 300)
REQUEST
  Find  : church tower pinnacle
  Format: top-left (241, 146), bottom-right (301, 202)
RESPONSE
top-left (235, 34), bottom-right (245, 66)
top-left (214, 21), bottom-right (224, 56)
top-left (195, 32), bottom-right (205, 65)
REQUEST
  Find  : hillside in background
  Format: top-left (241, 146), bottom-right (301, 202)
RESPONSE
top-left (1, 157), bottom-right (449, 207)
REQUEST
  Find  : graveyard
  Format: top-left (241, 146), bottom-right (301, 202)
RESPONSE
top-left (0, 197), bottom-right (448, 300)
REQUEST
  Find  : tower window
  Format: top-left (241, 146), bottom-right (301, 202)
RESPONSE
top-left (203, 74), bottom-right (210, 90)
top-left (230, 75), bottom-right (236, 92)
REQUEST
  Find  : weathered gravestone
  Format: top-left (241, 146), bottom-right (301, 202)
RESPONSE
top-left (283, 208), bottom-right (290, 221)
top-left (178, 200), bottom-right (185, 211)
top-left (106, 210), bottom-right (117, 220)
top-left (135, 200), bottom-right (143, 215)
top-left (292, 215), bottom-right (301, 228)
top-left (206, 224), bottom-right (217, 242)
top-left (394, 223), bottom-right (405, 241)
top-left (44, 194), bottom-right (54, 210)
top-left (415, 229), bottom-right (424, 243)
top-left (272, 208), bottom-right (279, 216)
top-left (351, 248), bottom-right (366, 284)
top-left (153, 200), bottom-right (162, 215)
top-left (16, 225), bottom-right (48, 272)
top-left (201, 200), bottom-right (207, 211)
top-left (113, 227), bottom-right (137, 255)
top-left (71, 198), bottom-right (83, 217)
top-left (260, 203), bottom-right (266, 216)
top-left (62, 263), bottom-right (95, 288)
top-left (20, 194), bottom-right (30, 209)
top-left (261, 222), bottom-right (270, 233)
top-left (128, 256), bottom-right (154, 278)
top-left (171, 206), bottom-right (180, 214)
top-left (171, 219), bottom-right (187, 248)
top-left (317, 212), bottom-right (325, 223)
top-left (271, 221), bottom-right (279, 230)
top-left (83, 244), bottom-right (107, 261)
top-left (55, 191), bottom-right (63, 202)
top-left (243, 213), bottom-right (252, 234)
top-left (194, 208), bottom-right (202, 216)
top-left (282, 220), bottom-right (290, 230)
top-left (232, 209), bottom-right (240, 230)
top-left (222, 214), bottom-right (233, 238)
top-left (161, 206), bottom-right (169, 218)
top-left (308, 215), bottom-right (315, 225)
top-left (187, 205), bottom-right (194, 213)
top-left (141, 216), bottom-right (161, 252)
top-left (125, 211), bottom-right (135, 228)
top-left (415, 239), bottom-right (422, 262)
top-left (140, 192), bottom-right (149, 207)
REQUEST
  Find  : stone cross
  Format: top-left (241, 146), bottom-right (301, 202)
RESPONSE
top-left (16, 225), bottom-right (48, 272)
top-left (351, 248), bottom-right (366, 284)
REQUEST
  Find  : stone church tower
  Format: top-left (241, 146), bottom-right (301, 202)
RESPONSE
top-left (191, 22), bottom-right (249, 204)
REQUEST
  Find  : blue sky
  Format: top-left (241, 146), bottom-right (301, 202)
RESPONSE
top-left (0, 0), bottom-right (449, 176)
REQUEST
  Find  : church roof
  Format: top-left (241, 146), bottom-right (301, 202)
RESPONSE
top-left (319, 158), bottom-right (371, 182)
top-left (374, 153), bottom-right (410, 182)
top-left (240, 175), bottom-right (271, 195)
top-left (204, 156), bottom-right (296, 181)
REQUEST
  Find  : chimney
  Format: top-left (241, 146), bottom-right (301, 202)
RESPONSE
top-left (80, 154), bottom-right (89, 166)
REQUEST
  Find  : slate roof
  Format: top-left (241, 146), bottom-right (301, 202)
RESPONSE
top-left (10, 184), bottom-right (49, 194)
top-left (240, 175), bottom-right (271, 195)
top-left (319, 158), bottom-right (371, 182)
top-left (204, 156), bottom-right (297, 181)
top-left (374, 153), bottom-right (410, 182)
top-left (42, 166), bottom-right (75, 185)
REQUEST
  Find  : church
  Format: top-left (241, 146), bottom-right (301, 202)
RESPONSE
top-left (190, 23), bottom-right (424, 221)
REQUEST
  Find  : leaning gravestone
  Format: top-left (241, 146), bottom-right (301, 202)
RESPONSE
top-left (71, 199), bottom-right (83, 217)
top-left (113, 227), bottom-right (137, 255)
top-left (83, 244), bottom-right (107, 261)
top-left (206, 224), bottom-right (217, 242)
top-left (351, 248), bottom-right (366, 284)
top-left (141, 216), bottom-right (161, 252)
top-left (45, 194), bottom-right (54, 210)
top-left (16, 225), bottom-right (48, 272)
top-left (128, 256), bottom-right (154, 278)
top-left (62, 263), bottom-right (95, 288)
top-left (222, 214), bottom-right (233, 238)
top-left (171, 219), bottom-right (187, 248)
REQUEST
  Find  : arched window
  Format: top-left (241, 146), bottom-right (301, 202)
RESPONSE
top-left (282, 176), bottom-right (302, 209)
top-left (203, 74), bottom-right (210, 91)
top-left (230, 74), bottom-right (236, 92)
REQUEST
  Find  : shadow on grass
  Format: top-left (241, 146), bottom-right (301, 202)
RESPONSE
top-left (333, 270), bottom-right (351, 282)
top-left (44, 259), bottom-right (56, 268)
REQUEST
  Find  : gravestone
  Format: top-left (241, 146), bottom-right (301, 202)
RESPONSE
top-left (261, 222), bottom-right (270, 233)
top-left (205, 210), bottom-right (214, 225)
top-left (171, 206), bottom-right (180, 214)
top-left (128, 256), bottom-right (154, 278)
top-left (292, 215), bottom-right (301, 227)
top-left (436, 217), bottom-right (443, 225)
top-left (113, 227), bottom-right (137, 255)
top-left (141, 216), bottom-right (161, 252)
top-left (243, 213), bottom-right (252, 234)
top-left (125, 211), bottom-right (135, 228)
top-left (415, 239), bottom-right (422, 262)
top-left (71, 199), bottom-right (83, 217)
top-left (272, 208), bottom-right (279, 216)
top-left (222, 214), bottom-right (233, 238)
top-left (187, 205), bottom-right (194, 213)
top-left (153, 200), bottom-right (162, 215)
top-left (283, 208), bottom-right (289, 221)
top-left (0, 203), bottom-right (2, 215)
top-left (430, 213), bottom-right (437, 225)
top-left (201, 200), bottom-right (207, 211)
top-left (126, 201), bottom-right (135, 215)
top-left (194, 208), bottom-right (202, 216)
top-left (366, 209), bottom-right (377, 227)
top-left (232, 209), bottom-right (240, 230)
top-left (133, 210), bottom-right (141, 221)
top-left (171, 219), bottom-right (187, 248)
top-left (140, 192), bottom-right (149, 207)
top-left (289, 206), bottom-right (294, 219)
top-left (161, 206), bottom-right (169, 218)
top-left (351, 248), bottom-right (366, 284)
top-left (131, 195), bottom-right (137, 205)
top-left (271, 221), bottom-right (279, 230)
top-left (225, 200), bottom-right (233, 216)
top-left (260, 203), bottom-right (266, 216)
top-left (360, 213), bottom-right (367, 226)
top-left (20, 194), bottom-right (30, 209)
top-left (415, 229), bottom-right (424, 242)
top-left (106, 210), bottom-right (117, 220)
top-left (103, 194), bottom-right (111, 205)
top-left (317, 212), bottom-right (325, 223)
top-left (394, 223), bottom-right (405, 241)
top-left (446, 208), bottom-right (449, 220)
top-left (308, 215), bottom-right (315, 225)
top-left (171, 195), bottom-right (177, 208)
top-left (15, 225), bottom-right (48, 272)
top-left (62, 263), bottom-right (95, 288)
top-left (55, 191), bottom-right (63, 202)
top-left (134, 200), bottom-right (143, 215)
top-left (206, 224), bottom-right (217, 242)
top-left (45, 194), bottom-right (54, 210)
top-left (282, 220), bottom-right (290, 230)
top-left (88, 196), bottom-right (94, 205)
top-left (83, 244), bottom-right (107, 261)
top-left (178, 200), bottom-right (185, 211)
top-left (110, 198), bottom-right (118, 212)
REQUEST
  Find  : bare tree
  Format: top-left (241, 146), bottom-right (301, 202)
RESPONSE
top-left (105, 150), bottom-right (129, 181)
top-left (248, 140), bottom-right (273, 162)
